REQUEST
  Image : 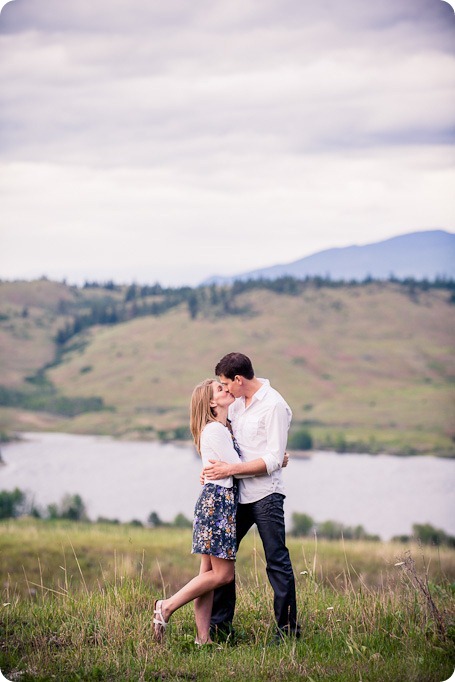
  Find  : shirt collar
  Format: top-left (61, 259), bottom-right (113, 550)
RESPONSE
top-left (254, 378), bottom-right (270, 400)
top-left (243, 377), bottom-right (269, 406)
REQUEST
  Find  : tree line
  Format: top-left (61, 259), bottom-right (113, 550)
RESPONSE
top-left (290, 511), bottom-right (455, 546)
top-left (0, 488), bottom-right (192, 529)
top-left (54, 275), bottom-right (455, 347)
top-left (2, 488), bottom-right (453, 546)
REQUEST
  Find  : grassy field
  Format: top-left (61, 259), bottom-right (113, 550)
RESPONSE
top-left (0, 279), bottom-right (454, 455)
top-left (1, 519), bottom-right (454, 681)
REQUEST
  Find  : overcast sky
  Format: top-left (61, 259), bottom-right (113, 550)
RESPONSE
top-left (0, 0), bottom-right (454, 286)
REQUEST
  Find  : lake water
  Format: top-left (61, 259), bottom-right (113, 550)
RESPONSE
top-left (0, 432), bottom-right (454, 541)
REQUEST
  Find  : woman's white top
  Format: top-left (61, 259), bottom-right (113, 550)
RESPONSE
top-left (200, 421), bottom-right (241, 488)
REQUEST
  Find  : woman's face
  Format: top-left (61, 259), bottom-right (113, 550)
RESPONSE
top-left (210, 380), bottom-right (235, 411)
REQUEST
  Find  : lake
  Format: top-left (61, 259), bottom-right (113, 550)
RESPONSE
top-left (1, 432), bottom-right (454, 541)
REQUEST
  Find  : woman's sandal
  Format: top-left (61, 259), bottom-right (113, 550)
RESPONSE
top-left (153, 599), bottom-right (168, 642)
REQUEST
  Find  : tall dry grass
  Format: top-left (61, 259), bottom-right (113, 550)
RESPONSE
top-left (1, 519), bottom-right (454, 681)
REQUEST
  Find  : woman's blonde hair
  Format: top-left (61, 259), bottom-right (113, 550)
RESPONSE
top-left (190, 378), bottom-right (217, 454)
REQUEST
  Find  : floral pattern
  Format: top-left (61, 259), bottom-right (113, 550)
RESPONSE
top-left (192, 483), bottom-right (238, 560)
top-left (192, 426), bottom-right (241, 560)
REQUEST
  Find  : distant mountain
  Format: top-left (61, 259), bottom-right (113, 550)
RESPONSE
top-left (204, 230), bottom-right (455, 284)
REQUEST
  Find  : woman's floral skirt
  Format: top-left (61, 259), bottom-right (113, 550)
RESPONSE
top-left (192, 483), bottom-right (238, 560)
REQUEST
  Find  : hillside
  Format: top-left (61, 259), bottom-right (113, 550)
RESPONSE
top-left (206, 230), bottom-right (455, 284)
top-left (0, 278), bottom-right (454, 455)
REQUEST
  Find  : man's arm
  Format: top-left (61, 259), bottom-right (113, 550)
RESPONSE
top-left (203, 402), bottom-right (291, 481)
top-left (260, 401), bottom-right (291, 475)
top-left (199, 451), bottom-right (289, 484)
top-left (203, 457), bottom-right (267, 481)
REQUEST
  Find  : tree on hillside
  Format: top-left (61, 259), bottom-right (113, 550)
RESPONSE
top-left (188, 292), bottom-right (199, 319)
top-left (125, 284), bottom-right (138, 301)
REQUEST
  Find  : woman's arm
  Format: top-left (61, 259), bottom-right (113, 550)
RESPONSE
top-left (200, 424), bottom-right (289, 481)
top-left (203, 423), bottom-right (244, 462)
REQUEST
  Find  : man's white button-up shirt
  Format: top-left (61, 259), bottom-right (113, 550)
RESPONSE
top-left (228, 378), bottom-right (292, 504)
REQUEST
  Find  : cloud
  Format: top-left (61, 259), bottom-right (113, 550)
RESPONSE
top-left (0, 0), bottom-right (454, 283)
top-left (1, 8), bottom-right (453, 165)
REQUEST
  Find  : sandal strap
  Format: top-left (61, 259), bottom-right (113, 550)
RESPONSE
top-left (153, 601), bottom-right (168, 628)
top-left (153, 614), bottom-right (167, 628)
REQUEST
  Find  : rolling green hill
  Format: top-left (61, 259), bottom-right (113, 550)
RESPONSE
top-left (0, 278), bottom-right (454, 455)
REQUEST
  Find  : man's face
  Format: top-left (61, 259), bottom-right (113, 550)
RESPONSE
top-left (219, 373), bottom-right (244, 399)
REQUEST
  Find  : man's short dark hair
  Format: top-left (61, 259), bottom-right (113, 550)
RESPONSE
top-left (215, 352), bottom-right (255, 380)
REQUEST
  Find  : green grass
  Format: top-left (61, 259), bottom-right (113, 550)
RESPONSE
top-left (1, 520), bottom-right (454, 681)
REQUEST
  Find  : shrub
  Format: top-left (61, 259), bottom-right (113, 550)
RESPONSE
top-left (96, 516), bottom-right (120, 524)
top-left (157, 426), bottom-right (191, 441)
top-left (148, 511), bottom-right (164, 527)
top-left (318, 519), bottom-right (345, 540)
top-left (0, 488), bottom-right (26, 519)
top-left (290, 510), bottom-right (380, 541)
top-left (0, 384), bottom-right (109, 416)
top-left (173, 513), bottom-right (192, 528)
top-left (291, 512), bottom-right (315, 536)
top-left (47, 494), bottom-right (88, 521)
top-left (288, 428), bottom-right (313, 450)
top-left (317, 520), bottom-right (379, 541)
top-left (412, 523), bottom-right (455, 547)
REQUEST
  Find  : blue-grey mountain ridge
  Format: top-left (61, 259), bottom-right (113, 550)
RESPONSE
top-left (203, 230), bottom-right (455, 284)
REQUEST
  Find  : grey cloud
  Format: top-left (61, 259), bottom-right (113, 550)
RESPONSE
top-left (1, 0), bottom-right (453, 47)
top-left (0, 0), bottom-right (453, 284)
top-left (1, 73), bottom-right (452, 173)
top-left (0, 0), bottom-right (197, 33)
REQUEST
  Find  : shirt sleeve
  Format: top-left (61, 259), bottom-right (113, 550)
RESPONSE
top-left (203, 422), bottom-right (242, 465)
top-left (261, 401), bottom-right (291, 475)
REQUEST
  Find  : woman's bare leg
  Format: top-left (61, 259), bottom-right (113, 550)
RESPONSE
top-left (194, 556), bottom-right (214, 643)
top-left (158, 556), bottom-right (234, 625)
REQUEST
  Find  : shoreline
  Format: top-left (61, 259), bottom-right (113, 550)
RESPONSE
top-left (3, 429), bottom-right (455, 459)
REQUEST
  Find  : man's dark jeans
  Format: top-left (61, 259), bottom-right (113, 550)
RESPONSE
top-left (211, 493), bottom-right (300, 637)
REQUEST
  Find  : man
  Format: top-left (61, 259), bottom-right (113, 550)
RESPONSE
top-left (203, 352), bottom-right (300, 642)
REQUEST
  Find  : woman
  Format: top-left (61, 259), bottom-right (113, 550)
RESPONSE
top-left (153, 378), bottom-right (247, 645)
